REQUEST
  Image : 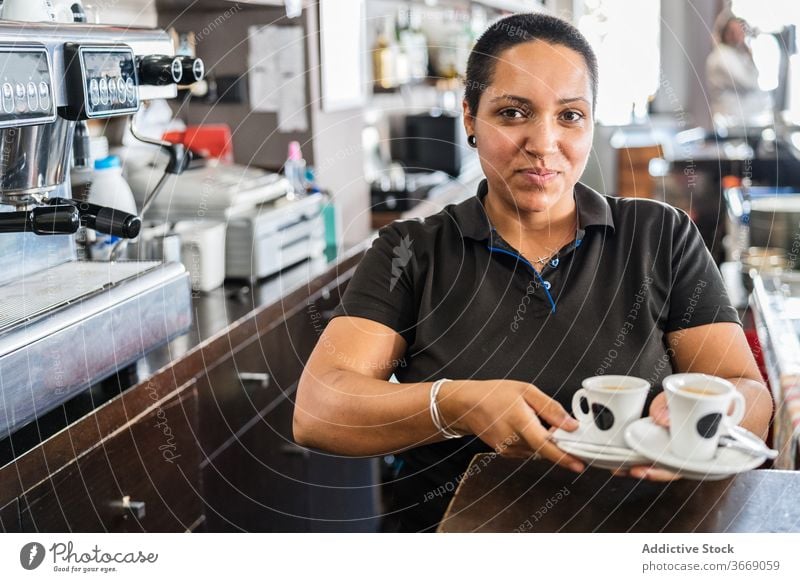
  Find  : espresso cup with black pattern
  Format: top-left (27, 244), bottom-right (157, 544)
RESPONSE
top-left (571, 375), bottom-right (651, 447)
top-left (662, 373), bottom-right (746, 462)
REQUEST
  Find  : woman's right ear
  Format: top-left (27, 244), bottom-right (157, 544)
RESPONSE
top-left (462, 99), bottom-right (475, 140)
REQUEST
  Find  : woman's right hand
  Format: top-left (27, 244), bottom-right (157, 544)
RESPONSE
top-left (439, 379), bottom-right (585, 473)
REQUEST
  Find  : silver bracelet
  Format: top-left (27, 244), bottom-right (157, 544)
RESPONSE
top-left (429, 378), bottom-right (463, 439)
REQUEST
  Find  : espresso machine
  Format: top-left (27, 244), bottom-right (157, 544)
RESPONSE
top-left (0, 18), bottom-right (203, 438)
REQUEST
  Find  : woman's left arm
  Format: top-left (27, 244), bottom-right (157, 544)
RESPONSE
top-left (655, 321), bottom-right (773, 439)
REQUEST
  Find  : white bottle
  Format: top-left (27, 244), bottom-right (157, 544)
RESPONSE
top-left (87, 155), bottom-right (138, 260)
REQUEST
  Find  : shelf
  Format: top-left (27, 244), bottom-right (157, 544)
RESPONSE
top-left (373, 0), bottom-right (544, 13)
top-left (473, 0), bottom-right (544, 12)
top-left (156, 0), bottom-right (309, 12)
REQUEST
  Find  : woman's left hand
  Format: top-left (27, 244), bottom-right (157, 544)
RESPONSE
top-left (610, 392), bottom-right (681, 482)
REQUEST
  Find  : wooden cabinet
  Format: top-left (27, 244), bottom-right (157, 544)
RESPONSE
top-left (201, 386), bottom-right (379, 532)
top-left (201, 394), bottom-right (310, 532)
top-left (197, 339), bottom-right (281, 457)
top-left (0, 499), bottom-right (20, 532)
top-left (18, 380), bottom-right (202, 533)
top-left (198, 282), bottom-right (379, 532)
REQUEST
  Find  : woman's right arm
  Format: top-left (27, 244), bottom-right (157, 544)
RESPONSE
top-left (293, 315), bottom-right (584, 472)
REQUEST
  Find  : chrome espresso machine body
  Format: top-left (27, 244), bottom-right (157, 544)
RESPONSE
top-left (0, 21), bottom-right (203, 439)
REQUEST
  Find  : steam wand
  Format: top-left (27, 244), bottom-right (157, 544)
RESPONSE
top-left (128, 115), bottom-right (194, 218)
top-left (108, 116), bottom-right (195, 261)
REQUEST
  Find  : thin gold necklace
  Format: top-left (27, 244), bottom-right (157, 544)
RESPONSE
top-left (522, 213), bottom-right (578, 266)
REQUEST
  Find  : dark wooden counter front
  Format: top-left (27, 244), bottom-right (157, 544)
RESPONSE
top-left (439, 454), bottom-right (800, 533)
top-left (0, 243), bottom-right (381, 533)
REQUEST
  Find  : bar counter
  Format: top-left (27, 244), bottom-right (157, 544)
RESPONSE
top-left (0, 244), bottom-right (376, 532)
top-left (439, 454), bottom-right (800, 533)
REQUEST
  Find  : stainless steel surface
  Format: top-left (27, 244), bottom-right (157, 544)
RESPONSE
top-left (0, 22), bottom-right (176, 203)
top-left (0, 21), bottom-right (177, 104)
top-left (0, 195), bottom-right (75, 286)
top-left (751, 272), bottom-right (800, 469)
top-left (130, 225), bottom-right (182, 263)
top-left (749, 195), bottom-right (800, 253)
top-left (0, 260), bottom-right (160, 333)
top-left (0, 20), bottom-right (194, 440)
top-left (0, 19), bottom-right (181, 272)
top-left (0, 118), bottom-right (74, 201)
top-left (0, 261), bottom-right (191, 438)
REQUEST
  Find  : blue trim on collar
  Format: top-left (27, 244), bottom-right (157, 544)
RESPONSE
top-left (486, 245), bottom-right (557, 314)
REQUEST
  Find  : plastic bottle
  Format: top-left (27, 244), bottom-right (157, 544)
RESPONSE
top-left (284, 141), bottom-right (307, 198)
top-left (87, 155), bottom-right (138, 260)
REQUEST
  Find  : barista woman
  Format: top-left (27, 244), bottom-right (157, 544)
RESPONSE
top-left (294, 13), bottom-right (772, 532)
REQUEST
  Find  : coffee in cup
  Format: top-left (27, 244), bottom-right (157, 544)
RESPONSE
top-left (571, 375), bottom-right (650, 447)
top-left (662, 373), bottom-right (746, 462)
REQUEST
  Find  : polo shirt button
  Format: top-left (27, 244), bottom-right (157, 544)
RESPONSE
top-left (543, 281), bottom-right (552, 290)
top-left (550, 258), bottom-right (559, 268)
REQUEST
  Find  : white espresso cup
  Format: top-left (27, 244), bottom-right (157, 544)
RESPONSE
top-left (571, 375), bottom-right (651, 447)
top-left (663, 373), bottom-right (746, 462)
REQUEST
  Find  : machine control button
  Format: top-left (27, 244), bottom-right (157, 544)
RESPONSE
top-left (108, 77), bottom-right (117, 103)
top-left (126, 77), bottom-right (136, 102)
top-left (14, 83), bottom-right (26, 113)
top-left (116, 77), bottom-right (126, 100)
top-left (2, 83), bottom-right (13, 114)
top-left (38, 82), bottom-right (50, 110)
top-left (89, 78), bottom-right (100, 106)
top-left (26, 82), bottom-right (38, 111)
top-left (98, 77), bottom-right (109, 104)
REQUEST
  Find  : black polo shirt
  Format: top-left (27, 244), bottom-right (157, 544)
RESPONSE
top-left (331, 179), bottom-right (739, 532)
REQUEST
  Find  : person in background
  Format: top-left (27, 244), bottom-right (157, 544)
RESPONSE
top-left (706, 13), bottom-right (773, 129)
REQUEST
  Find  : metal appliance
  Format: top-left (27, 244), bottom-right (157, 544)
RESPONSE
top-left (225, 193), bottom-right (324, 281)
top-left (724, 186), bottom-right (800, 264)
top-left (0, 19), bottom-right (204, 438)
top-left (126, 162), bottom-right (326, 282)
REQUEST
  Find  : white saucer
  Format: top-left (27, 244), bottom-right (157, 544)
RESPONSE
top-left (624, 418), bottom-right (767, 480)
top-left (552, 424), bottom-right (650, 470)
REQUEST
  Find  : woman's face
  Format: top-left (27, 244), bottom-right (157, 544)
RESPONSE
top-left (464, 40), bottom-right (594, 216)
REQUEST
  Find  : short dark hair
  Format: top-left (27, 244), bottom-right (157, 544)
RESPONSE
top-left (464, 13), bottom-right (599, 117)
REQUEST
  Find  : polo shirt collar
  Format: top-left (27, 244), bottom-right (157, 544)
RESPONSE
top-left (453, 179), bottom-right (615, 241)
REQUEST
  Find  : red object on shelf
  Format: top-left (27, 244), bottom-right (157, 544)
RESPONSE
top-left (163, 124), bottom-right (234, 163)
